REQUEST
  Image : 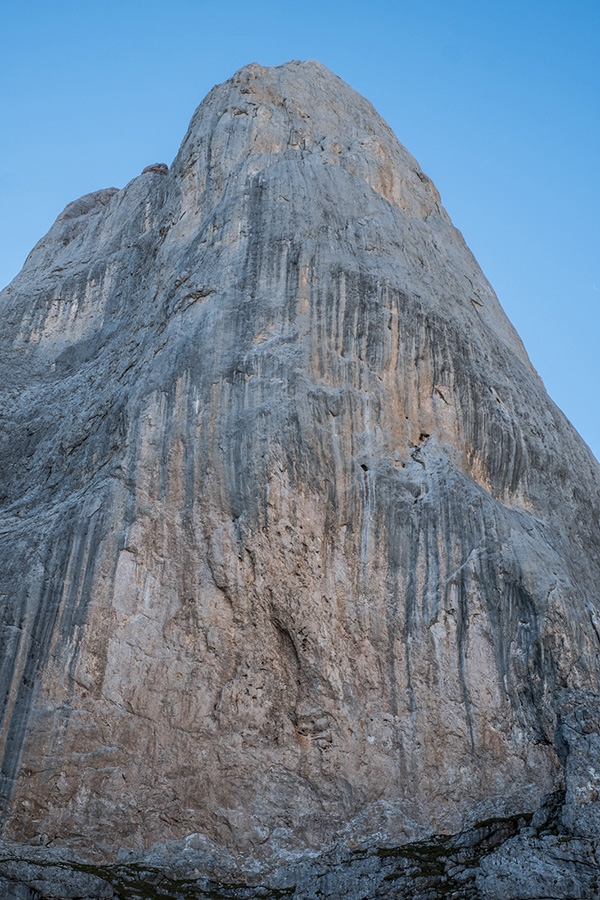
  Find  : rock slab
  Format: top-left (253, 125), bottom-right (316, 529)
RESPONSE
top-left (1, 60), bottom-right (600, 898)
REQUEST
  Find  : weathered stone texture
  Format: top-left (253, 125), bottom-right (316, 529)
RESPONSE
top-left (0, 60), bottom-right (599, 897)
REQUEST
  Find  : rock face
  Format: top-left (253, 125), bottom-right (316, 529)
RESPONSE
top-left (1, 60), bottom-right (600, 898)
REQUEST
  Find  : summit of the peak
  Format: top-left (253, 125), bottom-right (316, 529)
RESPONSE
top-left (2, 61), bottom-right (600, 900)
top-left (173, 58), bottom-right (444, 226)
top-left (230, 58), bottom-right (341, 81)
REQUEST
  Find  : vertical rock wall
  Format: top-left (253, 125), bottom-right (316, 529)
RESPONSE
top-left (0, 62), bottom-right (599, 882)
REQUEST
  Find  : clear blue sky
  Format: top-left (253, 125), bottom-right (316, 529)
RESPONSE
top-left (1, 0), bottom-right (598, 458)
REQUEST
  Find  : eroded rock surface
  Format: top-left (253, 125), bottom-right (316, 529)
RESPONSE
top-left (0, 60), bottom-right (599, 898)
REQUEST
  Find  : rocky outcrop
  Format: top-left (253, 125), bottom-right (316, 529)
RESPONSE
top-left (0, 60), bottom-right (599, 898)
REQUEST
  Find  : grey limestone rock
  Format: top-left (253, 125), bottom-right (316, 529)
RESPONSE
top-left (0, 60), bottom-right (599, 898)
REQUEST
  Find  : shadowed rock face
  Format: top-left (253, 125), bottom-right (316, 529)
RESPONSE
top-left (1, 60), bottom-right (600, 895)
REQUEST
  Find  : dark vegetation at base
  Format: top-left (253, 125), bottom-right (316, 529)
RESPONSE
top-left (0, 806), bottom-right (554, 900)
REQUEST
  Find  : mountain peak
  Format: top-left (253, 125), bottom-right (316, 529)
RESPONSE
top-left (1, 62), bottom-right (600, 899)
top-left (175, 57), bottom-right (439, 218)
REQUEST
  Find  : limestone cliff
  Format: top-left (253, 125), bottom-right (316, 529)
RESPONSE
top-left (0, 61), bottom-right (599, 899)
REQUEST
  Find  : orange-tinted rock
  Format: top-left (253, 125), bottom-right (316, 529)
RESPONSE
top-left (1, 62), bottom-right (599, 896)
